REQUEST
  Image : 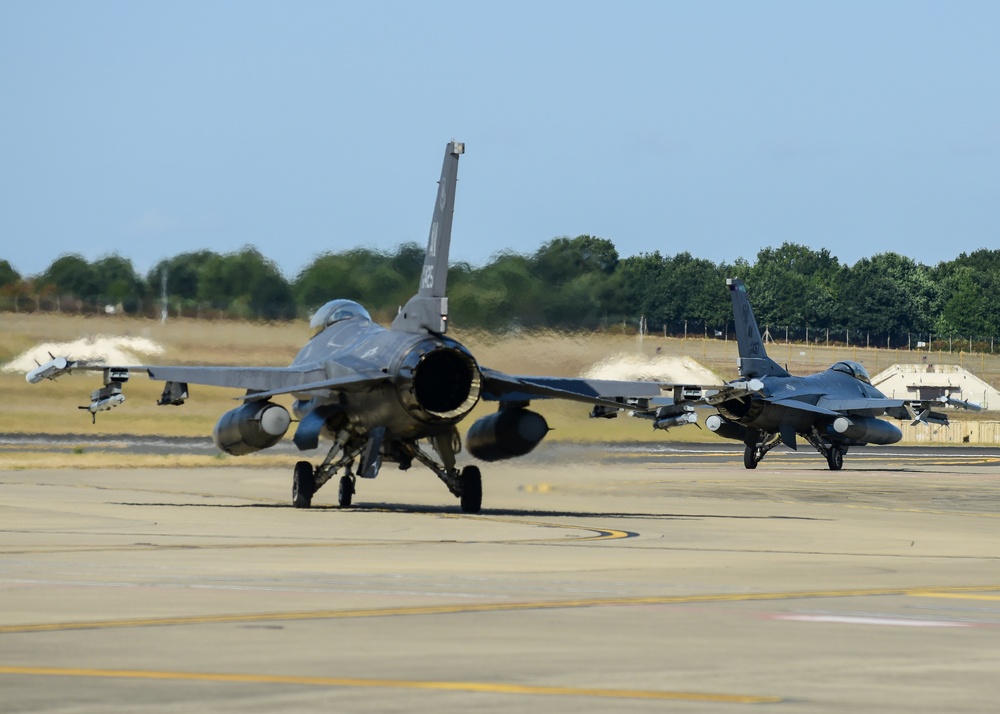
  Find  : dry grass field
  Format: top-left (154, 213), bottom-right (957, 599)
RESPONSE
top-left (2, 312), bottom-right (999, 464)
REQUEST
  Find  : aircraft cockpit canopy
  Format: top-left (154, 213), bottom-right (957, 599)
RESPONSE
top-left (309, 300), bottom-right (372, 335)
top-left (830, 360), bottom-right (872, 385)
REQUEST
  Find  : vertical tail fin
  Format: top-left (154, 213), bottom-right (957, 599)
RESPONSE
top-left (391, 141), bottom-right (464, 334)
top-left (727, 278), bottom-right (789, 378)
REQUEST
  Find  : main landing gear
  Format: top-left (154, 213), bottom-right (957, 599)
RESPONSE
top-left (289, 427), bottom-right (484, 513)
top-left (744, 431), bottom-right (847, 471)
top-left (804, 433), bottom-right (846, 471)
top-left (742, 431), bottom-right (781, 469)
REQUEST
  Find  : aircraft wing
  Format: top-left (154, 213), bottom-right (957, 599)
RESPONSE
top-left (143, 365), bottom-right (330, 391)
top-left (137, 365), bottom-right (389, 399)
top-left (480, 368), bottom-right (661, 409)
top-left (815, 397), bottom-right (906, 413)
top-left (818, 395), bottom-right (982, 426)
top-left (25, 356), bottom-right (390, 417)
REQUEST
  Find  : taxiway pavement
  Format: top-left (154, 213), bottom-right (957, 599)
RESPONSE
top-left (3, 446), bottom-right (1000, 712)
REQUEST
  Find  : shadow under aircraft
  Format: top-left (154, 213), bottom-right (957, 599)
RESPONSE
top-left (28, 142), bottom-right (659, 512)
top-left (617, 278), bottom-right (980, 470)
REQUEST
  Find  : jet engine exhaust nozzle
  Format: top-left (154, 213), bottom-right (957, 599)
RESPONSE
top-left (397, 341), bottom-right (482, 423)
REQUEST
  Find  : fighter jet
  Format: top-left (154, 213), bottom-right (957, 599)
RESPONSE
top-left (623, 277), bottom-right (980, 470)
top-left (27, 142), bottom-right (659, 511)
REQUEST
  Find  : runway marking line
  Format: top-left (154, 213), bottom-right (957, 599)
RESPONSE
top-left (4, 584), bottom-right (1000, 635)
top-left (910, 592), bottom-right (1000, 602)
top-left (0, 665), bottom-right (780, 703)
top-left (773, 614), bottom-right (975, 627)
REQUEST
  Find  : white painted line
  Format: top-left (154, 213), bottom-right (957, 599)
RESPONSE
top-left (774, 614), bottom-right (975, 627)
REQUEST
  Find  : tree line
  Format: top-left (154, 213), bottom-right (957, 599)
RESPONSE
top-left (1, 238), bottom-right (998, 349)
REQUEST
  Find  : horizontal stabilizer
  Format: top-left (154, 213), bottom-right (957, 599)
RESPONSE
top-left (239, 372), bottom-right (389, 402)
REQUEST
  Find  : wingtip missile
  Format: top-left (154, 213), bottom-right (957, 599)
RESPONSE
top-left (940, 395), bottom-right (982, 412)
top-left (26, 356), bottom-right (73, 384)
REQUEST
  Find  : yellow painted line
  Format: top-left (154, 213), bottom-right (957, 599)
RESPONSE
top-left (910, 592), bottom-right (1000, 602)
top-left (4, 584), bottom-right (1000, 635)
top-left (0, 665), bottom-right (781, 703)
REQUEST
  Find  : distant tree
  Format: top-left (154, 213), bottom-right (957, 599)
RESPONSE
top-left (744, 243), bottom-right (840, 329)
top-left (837, 253), bottom-right (934, 337)
top-left (0, 261), bottom-right (27, 311)
top-left (91, 254), bottom-right (145, 312)
top-left (37, 254), bottom-right (98, 309)
top-left (617, 251), bottom-right (729, 331)
top-left (148, 251), bottom-right (221, 302)
top-left (0, 259), bottom-right (20, 288)
top-left (521, 236), bottom-right (620, 327)
top-left (199, 247), bottom-right (296, 320)
top-left (532, 235), bottom-right (618, 285)
top-left (294, 248), bottom-right (386, 314)
top-left (390, 242), bottom-right (426, 285)
top-left (934, 260), bottom-right (1000, 338)
top-left (450, 251), bottom-right (542, 330)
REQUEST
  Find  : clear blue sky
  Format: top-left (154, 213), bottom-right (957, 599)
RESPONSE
top-left (2, 1), bottom-right (997, 280)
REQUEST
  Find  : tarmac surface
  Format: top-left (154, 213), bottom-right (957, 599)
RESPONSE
top-left (3, 443), bottom-right (1000, 712)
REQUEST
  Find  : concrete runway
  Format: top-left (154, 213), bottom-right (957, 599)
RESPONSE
top-left (3, 445), bottom-right (1000, 712)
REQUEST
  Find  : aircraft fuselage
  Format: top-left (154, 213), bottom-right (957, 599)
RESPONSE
top-left (290, 317), bottom-right (481, 442)
top-left (718, 369), bottom-right (895, 437)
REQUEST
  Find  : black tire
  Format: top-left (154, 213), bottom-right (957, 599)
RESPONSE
top-left (459, 465), bottom-right (482, 514)
top-left (827, 447), bottom-right (844, 471)
top-left (338, 475), bottom-right (354, 508)
top-left (743, 444), bottom-right (758, 470)
top-left (292, 461), bottom-right (315, 508)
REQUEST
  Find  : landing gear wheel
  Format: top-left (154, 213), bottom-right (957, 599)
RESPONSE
top-left (338, 475), bottom-right (355, 508)
top-left (827, 446), bottom-right (844, 471)
top-left (292, 461), bottom-right (315, 508)
top-left (459, 465), bottom-right (482, 514)
top-left (743, 444), bottom-right (759, 470)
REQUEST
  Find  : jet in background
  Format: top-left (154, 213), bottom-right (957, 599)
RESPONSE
top-left (623, 278), bottom-right (980, 470)
top-left (28, 142), bottom-right (659, 512)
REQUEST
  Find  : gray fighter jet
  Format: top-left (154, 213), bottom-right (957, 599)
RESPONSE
top-left (624, 278), bottom-right (980, 470)
top-left (27, 142), bottom-right (659, 511)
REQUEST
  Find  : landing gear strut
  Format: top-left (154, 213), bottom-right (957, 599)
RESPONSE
top-left (742, 432), bottom-right (782, 469)
top-left (288, 426), bottom-right (484, 511)
top-left (803, 432), bottom-right (847, 470)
